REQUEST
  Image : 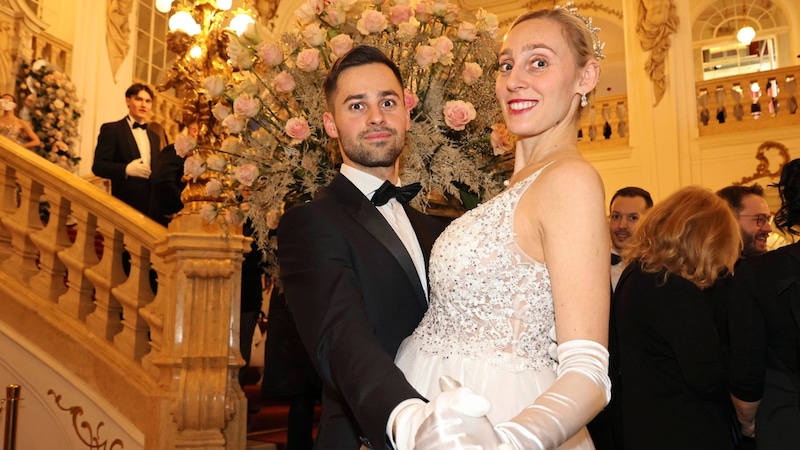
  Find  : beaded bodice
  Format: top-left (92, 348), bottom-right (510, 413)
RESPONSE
top-left (412, 166), bottom-right (556, 372)
top-left (0, 123), bottom-right (23, 144)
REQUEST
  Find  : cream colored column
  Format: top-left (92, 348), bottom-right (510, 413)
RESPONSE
top-left (622, 0), bottom-right (699, 201)
top-left (71, 0), bottom-right (135, 179)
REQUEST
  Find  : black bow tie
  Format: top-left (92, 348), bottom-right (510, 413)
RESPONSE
top-left (611, 253), bottom-right (622, 265)
top-left (371, 180), bottom-right (422, 206)
top-left (132, 122), bottom-right (147, 130)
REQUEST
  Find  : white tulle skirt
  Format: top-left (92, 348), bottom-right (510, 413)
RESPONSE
top-left (395, 337), bottom-right (595, 450)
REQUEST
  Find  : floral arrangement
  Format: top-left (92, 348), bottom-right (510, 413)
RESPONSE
top-left (178, 0), bottom-right (516, 264)
top-left (15, 59), bottom-right (82, 172)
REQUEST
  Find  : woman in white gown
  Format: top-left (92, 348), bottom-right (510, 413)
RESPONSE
top-left (0, 94), bottom-right (41, 149)
top-left (395, 6), bottom-right (611, 449)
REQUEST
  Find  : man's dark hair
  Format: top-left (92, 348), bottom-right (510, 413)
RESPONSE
top-left (125, 83), bottom-right (154, 100)
top-left (715, 184), bottom-right (765, 214)
top-left (609, 186), bottom-right (653, 211)
top-left (323, 45), bottom-right (404, 110)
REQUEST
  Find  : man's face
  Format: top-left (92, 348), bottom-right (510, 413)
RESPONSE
top-left (126, 90), bottom-right (153, 123)
top-left (737, 194), bottom-right (772, 257)
top-left (322, 63), bottom-right (410, 176)
top-left (609, 196), bottom-right (649, 252)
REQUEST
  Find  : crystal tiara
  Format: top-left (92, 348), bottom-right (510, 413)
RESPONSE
top-left (555, 2), bottom-right (606, 60)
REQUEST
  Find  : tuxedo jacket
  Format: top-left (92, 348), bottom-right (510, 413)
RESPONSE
top-left (277, 173), bottom-right (446, 449)
top-left (92, 117), bottom-right (161, 214)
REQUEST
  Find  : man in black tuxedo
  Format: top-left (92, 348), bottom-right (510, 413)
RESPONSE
top-left (276, 46), bottom-right (448, 449)
top-left (92, 83), bottom-right (160, 214)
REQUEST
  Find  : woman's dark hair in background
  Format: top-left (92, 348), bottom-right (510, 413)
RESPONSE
top-left (773, 158), bottom-right (800, 236)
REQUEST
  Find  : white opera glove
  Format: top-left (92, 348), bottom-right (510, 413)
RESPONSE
top-left (414, 376), bottom-right (507, 450)
top-left (125, 158), bottom-right (151, 178)
top-left (389, 376), bottom-right (498, 450)
top-left (495, 340), bottom-right (611, 450)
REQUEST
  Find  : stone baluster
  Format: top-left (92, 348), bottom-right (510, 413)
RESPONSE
top-left (112, 235), bottom-right (156, 362)
top-left (149, 213), bottom-right (250, 450)
top-left (1, 173), bottom-right (43, 281)
top-left (0, 162), bottom-right (16, 263)
top-left (57, 204), bottom-right (99, 320)
top-left (28, 189), bottom-right (71, 302)
top-left (85, 218), bottom-right (126, 341)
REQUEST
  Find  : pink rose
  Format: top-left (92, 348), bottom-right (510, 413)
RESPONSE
top-left (183, 154), bottom-right (207, 180)
top-left (322, 7), bottom-right (346, 27)
top-left (202, 75), bottom-right (225, 98)
top-left (233, 93), bottom-right (260, 118)
top-left (222, 114), bottom-right (246, 134)
top-left (397, 20), bottom-right (419, 41)
top-left (490, 123), bottom-right (517, 156)
top-left (329, 34), bottom-right (354, 58)
top-left (174, 134), bottom-right (197, 157)
top-left (456, 22), bottom-right (478, 42)
top-left (213, 102), bottom-right (231, 120)
top-left (205, 178), bottom-right (223, 197)
top-left (235, 163), bottom-right (259, 186)
top-left (430, 36), bottom-right (453, 65)
top-left (476, 8), bottom-right (500, 38)
top-left (285, 117), bottom-right (312, 143)
top-left (461, 62), bottom-right (483, 85)
top-left (256, 41), bottom-right (284, 66)
top-left (206, 154), bottom-right (227, 172)
top-left (356, 10), bottom-right (388, 35)
top-left (443, 100), bottom-right (476, 131)
top-left (225, 208), bottom-right (244, 227)
top-left (274, 71), bottom-right (296, 92)
top-left (414, 45), bottom-right (437, 70)
top-left (388, 5), bottom-right (413, 25)
top-left (295, 48), bottom-right (321, 72)
top-left (414, 3), bottom-right (433, 23)
top-left (302, 23), bottom-right (326, 47)
top-left (404, 89), bottom-right (419, 111)
top-left (200, 204), bottom-right (218, 224)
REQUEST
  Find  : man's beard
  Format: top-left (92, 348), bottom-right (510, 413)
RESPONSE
top-left (341, 128), bottom-right (403, 168)
top-left (741, 230), bottom-right (769, 257)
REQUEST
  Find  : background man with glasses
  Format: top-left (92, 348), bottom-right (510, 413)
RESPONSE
top-left (717, 184), bottom-right (773, 258)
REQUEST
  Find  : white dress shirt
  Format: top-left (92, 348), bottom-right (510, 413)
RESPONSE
top-left (340, 164), bottom-right (428, 298)
top-left (611, 247), bottom-right (624, 292)
top-left (128, 116), bottom-right (152, 166)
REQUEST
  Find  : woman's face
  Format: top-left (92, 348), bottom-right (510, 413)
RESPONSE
top-left (496, 18), bottom-right (582, 138)
top-left (0, 95), bottom-right (16, 112)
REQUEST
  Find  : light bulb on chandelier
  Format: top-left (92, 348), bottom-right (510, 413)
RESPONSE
top-left (155, 0), bottom-right (172, 14)
top-left (736, 1), bottom-right (756, 45)
top-left (229, 12), bottom-right (255, 36)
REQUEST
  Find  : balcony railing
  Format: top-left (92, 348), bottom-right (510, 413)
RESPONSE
top-left (0, 135), bottom-right (250, 449)
top-left (696, 65), bottom-right (799, 136)
top-left (578, 93), bottom-right (630, 151)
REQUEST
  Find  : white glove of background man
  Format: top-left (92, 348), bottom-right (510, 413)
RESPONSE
top-left (125, 158), bottom-right (151, 178)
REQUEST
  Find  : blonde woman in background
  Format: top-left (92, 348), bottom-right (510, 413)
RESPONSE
top-left (614, 186), bottom-right (740, 449)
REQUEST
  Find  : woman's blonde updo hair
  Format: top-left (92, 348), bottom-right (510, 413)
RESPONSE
top-left (621, 186), bottom-right (742, 289)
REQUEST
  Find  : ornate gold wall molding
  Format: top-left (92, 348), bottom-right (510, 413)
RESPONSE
top-left (527, 0), bottom-right (622, 19)
top-left (734, 141), bottom-right (791, 186)
top-left (48, 389), bottom-right (125, 450)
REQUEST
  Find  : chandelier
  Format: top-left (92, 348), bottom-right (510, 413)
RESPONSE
top-left (154, 0), bottom-right (258, 145)
top-left (735, 0), bottom-right (756, 46)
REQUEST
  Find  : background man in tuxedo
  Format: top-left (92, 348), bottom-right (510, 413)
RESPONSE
top-left (716, 184), bottom-right (773, 259)
top-left (608, 186), bottom-right (653, 291)
top-left (276, 46), bottom-right (449, 449)
top-left (92, 83), bottom-right (160, 214)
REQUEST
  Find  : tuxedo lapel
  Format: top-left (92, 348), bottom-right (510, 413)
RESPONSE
top-left (117, 119), bottom-right (141, 161)
top-left (327, 175), bottom-right (428, 308)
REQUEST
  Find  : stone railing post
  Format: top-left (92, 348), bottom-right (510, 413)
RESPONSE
top-left (149, 213), bottom-right (250, 450)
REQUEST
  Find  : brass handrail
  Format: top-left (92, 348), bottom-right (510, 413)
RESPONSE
top-left (3, 384), bottom-right (21, 450)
